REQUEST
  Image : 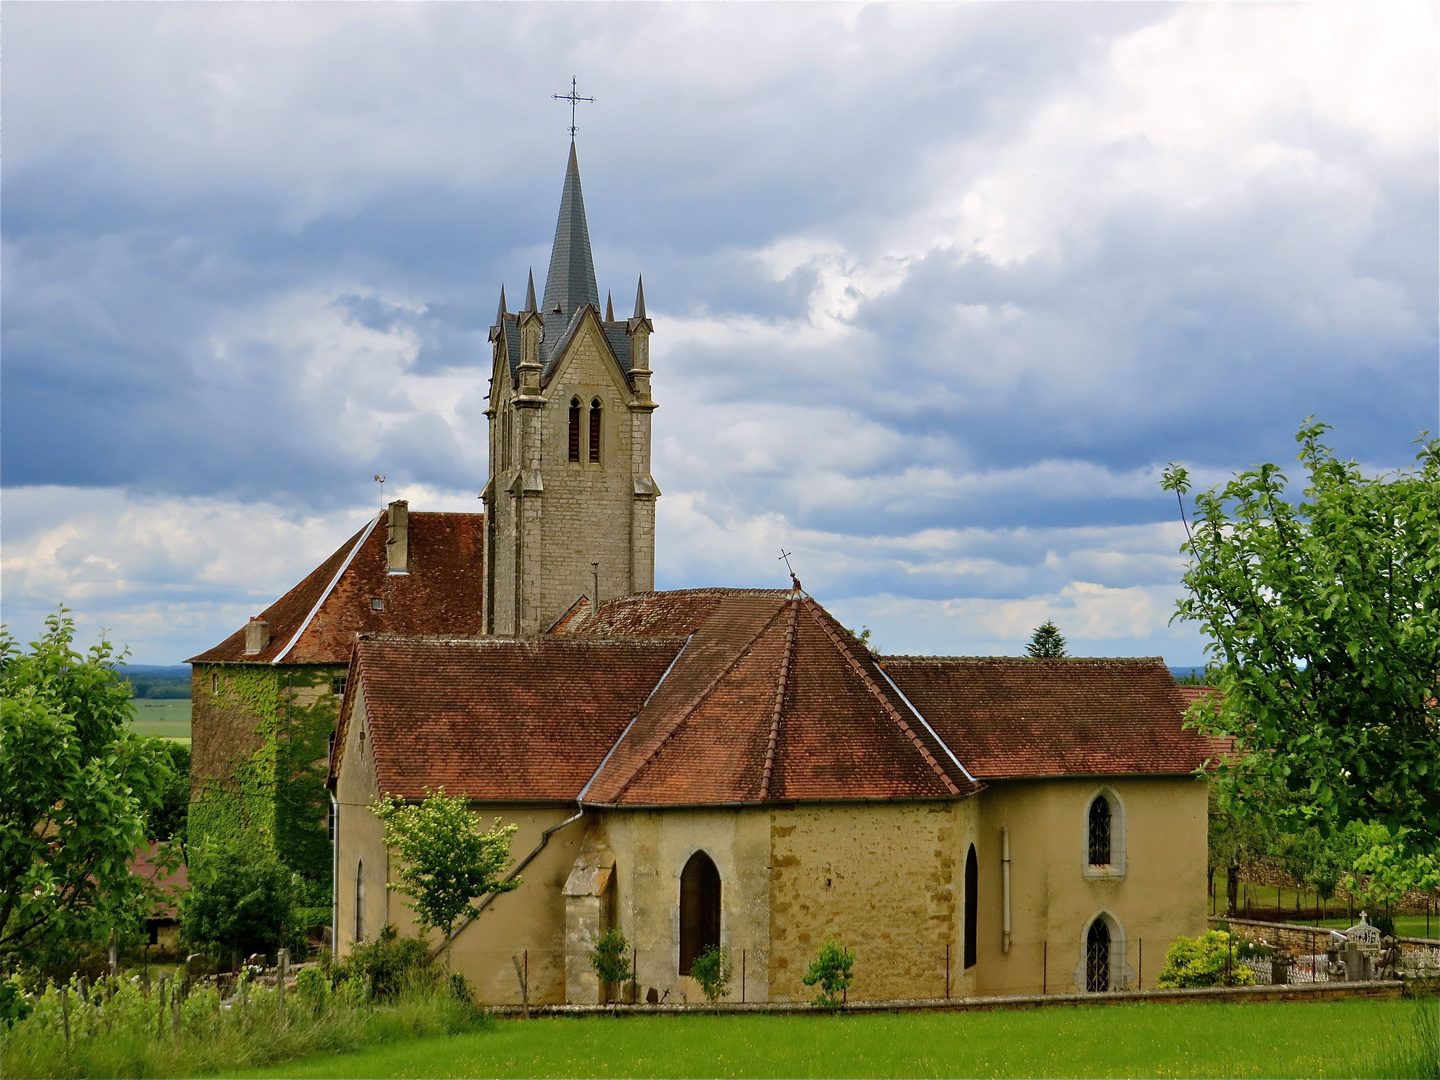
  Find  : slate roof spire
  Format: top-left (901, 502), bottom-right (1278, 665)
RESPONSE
top-left (541, 142), bottom-right (601, 319)
top-left (523, 269), bottom-right (538, 314)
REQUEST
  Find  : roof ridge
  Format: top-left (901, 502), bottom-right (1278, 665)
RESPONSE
top-left (758, 599), bottom-right (801, 801)
top-left (609, 600), bottom-right (791, 803)
top-left (799, 598), bottom-right (961, 797)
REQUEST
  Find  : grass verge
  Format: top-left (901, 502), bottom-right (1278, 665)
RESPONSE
top-left (1, 977), bottom-right (486, 1079)
top-left (225, 997), bottom-right (1438, 1080)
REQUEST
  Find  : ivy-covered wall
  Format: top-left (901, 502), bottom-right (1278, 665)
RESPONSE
top-left (190, 662), bottom-right (344, 894)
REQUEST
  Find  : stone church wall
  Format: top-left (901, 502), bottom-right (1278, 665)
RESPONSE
top-left (767, 799), bottom-right (980, 1003)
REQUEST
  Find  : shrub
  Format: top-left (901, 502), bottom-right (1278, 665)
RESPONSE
top-left (590, 927), bottom-right (632, 986)
top-left (802, 938), bottom-right (855, 1009)
top-left (334, 925), bottom-right (433, 1002)
top-left (295, 966), bottom-right (330, 1015)
top-left (1157, 930), bottom-right (1257, 988)
top-left (690, 946), bottom-right (731, 1004)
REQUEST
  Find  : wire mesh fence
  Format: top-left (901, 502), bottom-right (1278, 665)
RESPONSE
top-left (448, 936), bottom-right (1296, 1006)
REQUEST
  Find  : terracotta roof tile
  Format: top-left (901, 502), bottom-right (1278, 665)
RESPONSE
top-left (349, 635), bottom-right (686, 801)
top-left (881, 656), bottom-right (1211, 778)
top-left (188, 510), bottom-right (484, 665)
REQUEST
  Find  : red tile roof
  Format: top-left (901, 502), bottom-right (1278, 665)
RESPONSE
top-left (561, 590), bottom-right (977, 804)
top-left (339, 635), bottom-right (686, 801)
top-left (130, 842), bottom-right (189, 918)
top-left (880, 656), bottom-right (1212, 778)
top-left (1176, 685), bottom-right (1236, 762)
top-left (188, 509), bottom-right (485, 665)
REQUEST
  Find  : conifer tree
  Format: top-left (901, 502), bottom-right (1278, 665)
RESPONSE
top-left (1026, 620), bottom-right (1068, 658)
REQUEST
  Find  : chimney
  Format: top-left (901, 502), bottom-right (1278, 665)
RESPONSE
top-left (386, 499), bottom-right (409, 574)
top-left (243, 617), bottom-right (270, 655)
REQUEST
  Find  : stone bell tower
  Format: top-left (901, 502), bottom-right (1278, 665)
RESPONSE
top-left (482, 142), bottom-right (659, 636)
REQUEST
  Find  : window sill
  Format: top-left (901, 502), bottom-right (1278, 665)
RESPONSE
top-left (1082, 863), bottom-right (1126, 881)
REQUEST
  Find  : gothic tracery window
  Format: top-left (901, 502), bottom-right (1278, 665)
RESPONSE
top-left (589, 399), bottom-right (602, 464)
top-left (679, 850), bottom-right (721, 975)
top-left (354, 859), bottom-right (366, 942)
top-left (1088, 794), bottom-right (1112, 866)
top-left (569, 398), bottom-right (581, 462)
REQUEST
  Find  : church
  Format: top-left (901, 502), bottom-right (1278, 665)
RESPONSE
top-left (196, 140), bottom-right (1211, 1005)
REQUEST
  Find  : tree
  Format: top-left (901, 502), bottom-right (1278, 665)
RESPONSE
top-left (1207, 786), bottom-right (1274, 915)
top-left (1162, 424), bottom-right (1439, 852)
top-left (1026, 620), bottom-right (1067, 658)
top-left (590, 926), bottom-right (633, 995)
top-left (801, 938), bottom-right (855, 1009)
top-left (689, 944), bottom-right (731, 1003)
top-left (0, 612), bottom-right (174, 961)
top-left (372, 788), bottom-right (520, 967)
top-left (181, 840), bottom-right (303, 961)
top-left (148, 741), bottom-right (191, 843)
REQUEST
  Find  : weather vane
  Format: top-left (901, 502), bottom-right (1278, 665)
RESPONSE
top-left (374, 474), bottom-right (386, 506)
top-left (553, 77), bottom-right (595, 140)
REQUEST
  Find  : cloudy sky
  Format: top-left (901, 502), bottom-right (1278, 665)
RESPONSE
top-left (3, 2), bottom-right (1436, 665)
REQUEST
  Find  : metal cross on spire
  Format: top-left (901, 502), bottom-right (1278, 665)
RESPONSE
top-left (553, 77), bottom-right (595, 140)
top-left (779, 548), bottom-right (803, 594)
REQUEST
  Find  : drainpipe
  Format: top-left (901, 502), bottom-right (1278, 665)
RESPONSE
top-left (1001, 826), bottom-right (1012, 954)
top-left (435, 806), bottom-right (586, 961)
top-left (330, 790), bottom-right (340, 954)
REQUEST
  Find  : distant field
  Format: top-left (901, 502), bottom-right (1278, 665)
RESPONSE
top-left (130, 699), bottom-right (191, 743)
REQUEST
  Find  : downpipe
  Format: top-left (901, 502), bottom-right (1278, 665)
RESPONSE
top-left (1002, 826), bottom-right (1012, 954)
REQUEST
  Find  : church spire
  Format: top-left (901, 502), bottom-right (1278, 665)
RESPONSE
top-left (633, 274), bottom-right (646, 320)
top-left (495, 284), bottom-right (508, 325)
top-left (523, 269), bottom-right (537, 314)
top-left (540, 143), bottom-right (601, 319)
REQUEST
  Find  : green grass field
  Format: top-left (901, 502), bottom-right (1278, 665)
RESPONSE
top-left (129, 699), bottom-right (191, 744)
top-left (227, 999), bottom-right (1437, 1080)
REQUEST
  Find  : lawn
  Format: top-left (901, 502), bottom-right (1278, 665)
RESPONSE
top-left (227, 998), bottom-right (1436, 1080)
top-left (130, 699), bottom-right (191, 743)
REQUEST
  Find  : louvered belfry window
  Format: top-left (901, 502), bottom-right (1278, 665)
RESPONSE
top-left (568, 399), bottom-right (581, 462)
top-left (1088, 795), bottom-right (1112, 865)
top-left (589, 399), bottom-right (602, 463)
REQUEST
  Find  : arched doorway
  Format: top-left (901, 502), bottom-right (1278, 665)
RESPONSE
top-left (679, 851), bottom-right (721, 975)
top-left (1086, 918), bottom-right (1111, 991)
top-left (963, 844), bottom-right (978, 968)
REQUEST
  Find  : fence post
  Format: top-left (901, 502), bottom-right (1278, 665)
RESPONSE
top-left (60, 984), bottom-right (70, 1053)
top-left (741, 950), bottom-right (746, 1004)
top-left (1042, 942), bottom-right (1047, 995)
top-left (1138, 938), bottom-right (1142, 991)
top-left (945, 943), bottom-right (950, 999)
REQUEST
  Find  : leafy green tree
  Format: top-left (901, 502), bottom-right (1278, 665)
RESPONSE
top-left (802, 938), bottom-right (855, 1009)
top-left (1207, 787), bottom-right (1274, 915)
top-left (1026, 620), bottom-right (1067, 658)
top-left (148, 741), bottom-right (191, 843)
top-left (690, 945), bottom-right (731, 1004)
top-left (1162, 424), bottom-right (1439, 851)
top-left (181, 840), bottom-right (304, 961)
top-left (373, 788), bottom-right (520, 967)
top-left (590, 926), bottom-right (633, 987)
top-left (0, 613), bottom-right (174, 961)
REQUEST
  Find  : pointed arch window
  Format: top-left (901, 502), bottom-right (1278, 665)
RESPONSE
top-left (1085, 918), bottom-right (1111, 991)
top-left (568, 398), bottom-right (581, 462)
top-left (589, 399), bottom-right (602, 464)
top-left (354, 859), bottom-right (366, 942)
top-left (679, 851), bottom-right (721, 975)
top-left (1088, 795), bottom-right (1112, 866)
top-left (964, 844), bottom-right (978, 968)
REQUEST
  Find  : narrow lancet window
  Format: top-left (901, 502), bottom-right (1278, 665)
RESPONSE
top-left (569, 398), bottom-right (581, 462)
top-left (964, 844), bottom-right (978, 968)
top-left (1086, 918), bottom-right (1111, 991)
top-left (1088, 795), bottom-right (1112, 865)
top-left (354, 859), bottom-right (366, 942)
top-left (589, 399), bottom-right (602, 463)
top-left (679, 851), bottom-right (721, 975)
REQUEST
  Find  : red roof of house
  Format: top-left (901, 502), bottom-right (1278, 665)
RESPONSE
top-left (879, 656), bottom-right (1211, 778)
top-left (574, 591), bottom-right (976, 805)
top-left (1176, 685), bottom-right (1236, 762)
top-left (337, 635), bottom-right (686, 801)
top-left (331, 589), bottom-right (1212, 806)
top-left (188, 509), bottom-right (485, 665)
top-left (130, 842), bottom-right (189, 919)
